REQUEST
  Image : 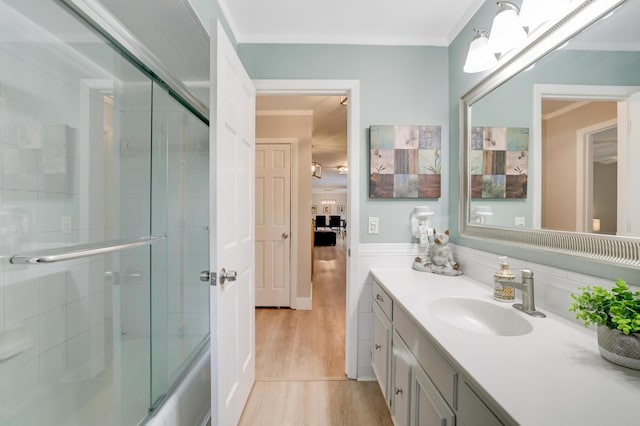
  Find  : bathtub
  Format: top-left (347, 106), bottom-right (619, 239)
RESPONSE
top-left (143, 342), bottom-right (211, 426)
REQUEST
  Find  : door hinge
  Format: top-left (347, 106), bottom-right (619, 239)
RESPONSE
top-left (348, 248), bottom-right (351, 257)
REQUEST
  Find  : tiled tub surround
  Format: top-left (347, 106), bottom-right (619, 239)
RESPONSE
top-left (371, 268), bottom-right (640, 425)
top-left (356, 243), bottom-right (638, 378)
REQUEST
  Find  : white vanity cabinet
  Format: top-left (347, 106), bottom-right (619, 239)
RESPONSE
top-left (457, 381), bottom-right (505, 426)
top-left (390, 330), bottom-right (411, 425)
top-left (372, 277), bottom-right (507, 426)
top-left (372, 281), bottom-right (393, 406)
top-left (411, 359), bottom-right (455, 426)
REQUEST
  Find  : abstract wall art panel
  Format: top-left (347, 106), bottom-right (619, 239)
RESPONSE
top-left (470, 126), bottom-right (529, 199)
top-left (369, 125), bottom-right (442, 199)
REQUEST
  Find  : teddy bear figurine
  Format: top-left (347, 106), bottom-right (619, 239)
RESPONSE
top-left (428, 229), bottom-right (462, 276)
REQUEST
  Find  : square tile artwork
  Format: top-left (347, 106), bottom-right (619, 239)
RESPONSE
top-left (470, 126), bottom-right (528, 199)
top-left (369, 125), bottom-right (442, 198)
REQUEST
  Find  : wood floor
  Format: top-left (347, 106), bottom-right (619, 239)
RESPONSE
top-left (239, 238), bottom-right (392, 425)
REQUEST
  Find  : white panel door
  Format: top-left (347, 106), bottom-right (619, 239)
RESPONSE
top-left (210, 21), bottom-right (256, 426)
top-left (255, 143), bottom-right (291, 307)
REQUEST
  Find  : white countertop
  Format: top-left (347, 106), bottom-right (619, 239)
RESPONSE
top-left (371, 268), bottom-right (640, 426)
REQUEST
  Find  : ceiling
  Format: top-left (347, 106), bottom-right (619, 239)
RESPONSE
top-left (219, 0), bottom-right (486, 46)
top-left (257, 95), bottom-right (349, 188)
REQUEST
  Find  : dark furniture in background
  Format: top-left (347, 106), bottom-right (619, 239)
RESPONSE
top-left (314, 231), bottom-right (336, 246)
top-left (315, 215), bottom-right (327, 230)
top-left (329, 215), bottom-right (341, 231)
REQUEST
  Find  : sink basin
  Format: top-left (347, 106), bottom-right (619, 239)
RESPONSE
top-left (429, 297), bottom-right (533, 336)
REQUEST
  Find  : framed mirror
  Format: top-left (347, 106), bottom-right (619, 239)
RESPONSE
top-left (460, 0), bottom-right (640, 269)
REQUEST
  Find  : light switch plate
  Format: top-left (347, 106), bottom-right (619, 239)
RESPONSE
top-left (368, 217), bottom-right (379, 234)
top-left (515, 216), bottom-right (525, 227)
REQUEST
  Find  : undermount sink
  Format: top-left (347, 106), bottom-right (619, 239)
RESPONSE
top-left (429, 297), bottom-right (533, 336)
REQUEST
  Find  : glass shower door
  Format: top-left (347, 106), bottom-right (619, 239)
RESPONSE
top-left (0, 1), bottom-right (211, 424)
top-left (149, 82), bottom-right (210, 408)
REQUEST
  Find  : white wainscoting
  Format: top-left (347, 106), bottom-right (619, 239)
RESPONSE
top-left (357, 244), bottom-right (424, 380)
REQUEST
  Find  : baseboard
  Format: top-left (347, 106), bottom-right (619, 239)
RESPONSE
top-left (357, 376), bottom-right (377, 382)
top-left (296, 296), bottom-right (312, 310)
top-left (294, 281), bottom-right (313, 310)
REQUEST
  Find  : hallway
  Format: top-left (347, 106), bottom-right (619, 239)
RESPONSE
top-left (239, 239), bottom-right (392, 425)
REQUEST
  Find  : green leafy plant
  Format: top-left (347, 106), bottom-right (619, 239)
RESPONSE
top-left (569, 279), bottom-right (640, 335)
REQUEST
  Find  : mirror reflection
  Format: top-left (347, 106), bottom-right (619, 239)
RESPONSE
top-left (467, 0), bottom-right (640, 238)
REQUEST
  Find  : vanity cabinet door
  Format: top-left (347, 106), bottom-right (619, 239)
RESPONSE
top-left (457, 381), bottom-right (504, 426)
top-left (411, 364), bottom-right (455, 426)
top-left (373, 303), bottom-right (392, 405)
top-left (391, 331), bottom-right (412, 426)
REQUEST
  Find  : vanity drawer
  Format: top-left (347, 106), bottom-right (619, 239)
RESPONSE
top-left (394, 305), bottom-right (457, 409)
top-left (373, 280), bottom-right (393, 320)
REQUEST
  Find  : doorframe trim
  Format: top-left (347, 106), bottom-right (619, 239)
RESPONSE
top-left (253, 79), bottom-right (360, 379)
top-left (256, 138), bottom-right (299, 308)
top-left (575, 119), bottom-right (617, 232)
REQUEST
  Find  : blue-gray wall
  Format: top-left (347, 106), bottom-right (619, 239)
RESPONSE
top-left (238, 44), bottom-right (450, 243)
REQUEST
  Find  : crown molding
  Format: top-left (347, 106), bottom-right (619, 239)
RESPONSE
top-left (236, 33), bottom-right (449, 47)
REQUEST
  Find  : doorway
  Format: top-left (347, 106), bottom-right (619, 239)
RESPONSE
top-left (253, 80), bottom-right (360, 380)
top-left (534, 84), bottom-right (640, 235)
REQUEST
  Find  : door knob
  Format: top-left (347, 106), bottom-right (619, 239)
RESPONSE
top-left (200, 270), bottom-right (216, 285)
top-left (219, 268), bottom-right (237, 285)
top-left (282, 232), bottom-right (289, 239)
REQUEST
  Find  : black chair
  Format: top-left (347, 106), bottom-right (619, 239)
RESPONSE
top-left (329, 215), bottom-right (341, 231)
top-left (315, 215), bottom-right (327, 230)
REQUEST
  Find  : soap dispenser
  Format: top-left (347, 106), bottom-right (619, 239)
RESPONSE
top-left (494, 256), bottom-right (515, 302)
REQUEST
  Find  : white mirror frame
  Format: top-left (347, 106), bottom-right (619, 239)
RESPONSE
top-left (460, 0), bottom-right (640, 270)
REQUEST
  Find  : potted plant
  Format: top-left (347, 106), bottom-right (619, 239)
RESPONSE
top-left (569, 279), bottom-right (640, 370)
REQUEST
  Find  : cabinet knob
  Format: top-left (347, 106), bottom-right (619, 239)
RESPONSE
top-left (376, 294), bottom-right (384, 302)
top-left (394, 387), bottom-right (403, 395)
top-left (374, 344), bottom-right (381, 350)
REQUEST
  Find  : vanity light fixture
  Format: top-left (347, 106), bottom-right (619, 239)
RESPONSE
top-left (463, 28), bottom-right (498, 73)
top-left (311, 161), bottom-right (322, 179)
top-left (488, 2), bottom-right (527, 55)
top-left (519, 0), bottom-right (569, 32)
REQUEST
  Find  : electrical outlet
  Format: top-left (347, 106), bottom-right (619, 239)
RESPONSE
top-left (515, 216), bottom-right (525, 227)
top-left (368, 216), bottom-right (379, 234)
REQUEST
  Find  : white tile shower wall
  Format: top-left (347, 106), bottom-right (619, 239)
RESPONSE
top-left (355, 243), bottom-right (632, 380)
top-left (0, 47), bottom-right (114, 411)
top-left (118, 89), bottom-right (151, 338)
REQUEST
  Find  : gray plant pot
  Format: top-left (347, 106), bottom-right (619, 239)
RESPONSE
top-left (597, 325), bottom-right (640, 370)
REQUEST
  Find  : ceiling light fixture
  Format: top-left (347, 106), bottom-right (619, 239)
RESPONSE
top-left (463, 28), bottom-right (498, 73)
top-left (311, 161), bottom-right (322, 179)
top-left (488, 2), bottom-right (527, 55)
